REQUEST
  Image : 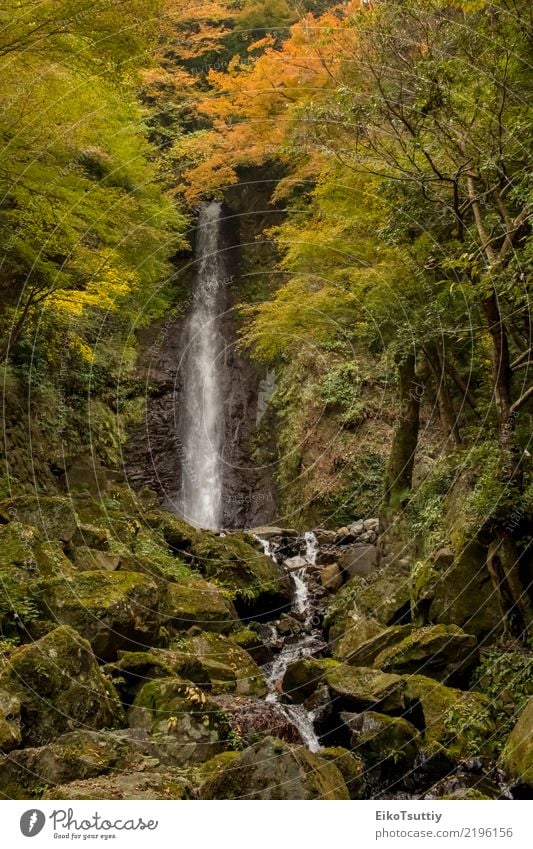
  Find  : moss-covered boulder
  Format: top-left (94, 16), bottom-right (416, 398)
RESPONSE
top-left (325, 666), bottom-right (410, 715)
top-left (0, 729), bottom-right (133, 798)
top-left (341, 711), bottom-right (420, 784)
top-left (331, 612), bottom-right (384, 661)
top-left (405, 674), bottom-right (494, 759)
top-left (0, 626), bottom-right (124, 745)
top-left (282, 658), bottom-right (339, 703)
top-left (162, 576), bottom-right (238, 633)
top-left (320, 746), bottom-right (365, 799)
top-left (0, 688), bottom-right (21, 753)
top-left (69, 546), bottom-right (121, 572)
top-left (0, 522), bottom-right (42, 575)
top-left (39, 570), bottom-right (160, 660)
top-left (179, 632), bottom-right (267, 696)
top-left (500, 696), bottom-right (533, 791)
top-left (200, 736), bottom-right (350, 799)
top-left (325, 560), bottom-right (412, 650)
top-left (148, 512), bottom-right (291, 619)
top-left (374, 624), bottom-right (479, 683)
top-left (129, 677), bottom-right (234, 765)
top-left (0, 497), bottom-right (78, 542)
top-left (345, 625), bottom-right (416, 667)
top-left (44, 771), bottom-right (192, 800)
top-left (412, 544), bottom-right (502, 638)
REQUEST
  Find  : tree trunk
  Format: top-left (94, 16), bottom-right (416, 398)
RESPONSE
top-left (423, 342), bottom-right (461, 445)
top-left (384, 352), bottom-right (423, 510)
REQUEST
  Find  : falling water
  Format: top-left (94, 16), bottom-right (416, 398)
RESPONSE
top-left (180, 201), bottom-right (226, 529)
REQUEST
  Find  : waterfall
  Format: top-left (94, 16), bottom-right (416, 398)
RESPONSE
top-left (179, 201), bottom-right (226, 529)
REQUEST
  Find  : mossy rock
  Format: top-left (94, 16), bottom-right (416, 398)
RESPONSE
top-left (500, 696), bottom-right (533, 791)
top-left (331, 612), bottom-right (384, 660)
top-left (405, 674), bottom-right (494, 760)
top-left (69, 546), bottom-right (121, 572)
top-left (147, 512), bottom-right (291, 619)
top-left (180, 632), bottom-right (267, 696)
top-left (44, 771), bottom-right (192, 800)
top-left (39, 570), bottom-right (160, 661)
top-left (341, 710), bottom-right (420, 782)
top-left (282, 658), bottom-right (339, 703)
top-left (320, 746), bottom-right (365, 799)
top-left (161, 576), bottom-right (238, 634)
top-left (0, 523), bottom-right (42, 575)
top-left (325, 560), bottom-right (411, 648)
top-left (0, 729), bottom-right (133, 798)
top-left (413, 543), bottom-right (503, 638)
top-left (0, 497), bottom-right (78, 542)
top-left (0, 626), bottom-right (124, 746)
top-left (374, 624), bottom-right (479, 683)
top-left (344, 624), bottom-right (417, 667)
top-left (228, 627), bottom-right (273, 665)
top-left (129, 677), bottom-right (235, 765)
top-left (200, 736), bottom-right (350, 799)
top-left (34, 542), bottom-right (76, 578)
top-left (0, 688), bottom-right (21, 753)
top-left (325, 665), bottom-right (410, 715)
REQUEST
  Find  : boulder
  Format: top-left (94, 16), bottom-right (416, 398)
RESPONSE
top-left (129, 678), bottom-right (233, 765)
top-left (325, 559), bottom-right (412, 651)
top-left (284, 556), bottom-right (307, 572)
top-left (345, 625), bottom-right (417, 667)
top-left (282, 658), bottom-right (339, 703)
top-left (0, 496), bottom-right (78, 542)
top-left (70, 547), bottom-right (121, 572)
top-left (213, 695), bottom-right (303, 746)
top-left (161, 576), bottom-right (238, 633)
top-left (147, 512), bottom-right (291, 620)
top-left (374, 624), bottom-right (479, 683)
top-left (0, 626), bottom-right (124, 746)
top-left (413, 543), bottom-right (502, 638)
top-left (325, 666), bottom-right (410, 715)
top-left (320, 564), bottom-right (343, 592)
top-left (39, 570), bottom-right (160, 661)
top-left (405, 674), bottom-right (494, 760)
top-left (180, 632), bottom-right (267, 696)
top-left (0, 523), bottom-right (42, 575)
top-left (200, 736), bottom-right (350, 799)
top-left (331, 612), bottom-right (384, 661)
top-left (44, 771), bottom-right (192, 800)
top-left (228, 627), bottom-right (274, 666)
top-left (339, 543), bottom-right (380, 577)
top-left (341, 711), bottom-right (420, 784)
top-left (500, 696), bottom-right (533, 792)
top-left (320, 746), bottom-right (365, 799)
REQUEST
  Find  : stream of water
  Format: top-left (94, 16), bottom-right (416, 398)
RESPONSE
top-left (179, 201), bottom-right (226, 529)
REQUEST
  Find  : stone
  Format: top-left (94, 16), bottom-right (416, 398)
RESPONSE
top-left (332, 612), bottom-right (384, 660)
top-left (341, 711), bottom-right (420, 781)
top-left (325, 666), bottom-right (409, 715)
top-left (213, 695), bottom-right (303, 746)
top-left (180, 632), bottom-right (267, 696)
top-left (44, 771), bottom-right (192, 800)
top-left (129, 677), bottom-right (233, 766)
top-left (0, 688), bottom-right (21, 753)
top-left (405, 674), bottom-right (494, 760)
top-left (0, 523), bottom-right (42, 574)
top-left (413, 542), bottom-right (503, 638)
top-left (320, 563), bottom-right (343, 591)
top-left (282, 658), bottom-right (339, 703)
top-left (0, 626), bottom-right (124, 746)
top-left (345, 624), bottom-right (416, 667)
top-left (161, 575), bottom-right (238, 633)
top-left (70, 546), bottom-right (121, 571)
top-left (284, 555), bottom-right (307, 572)
top-left (363, 518), bottom-right (380, 533)
top-left (500, 696), bottom-right (533, 791)
top-left (339, 543), bottom-right (380, 577)
top-left (61, 459), bottom-right (111, 496)
top-left (374, 624), bottom-right (479, 683)
top-left (39, 570), bottom-right (160, 661)
top-left (200, 736), bottom-right (350, 799)
top-left (320, 746), bottom-right (365, 799)
top-left (0, 496), bottom-right (78, 543)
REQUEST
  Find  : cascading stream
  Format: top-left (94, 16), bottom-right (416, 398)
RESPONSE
top-left (179, 201), bottom-right (226, 529)
top-left (261, 532), bottom-right (323, 752)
